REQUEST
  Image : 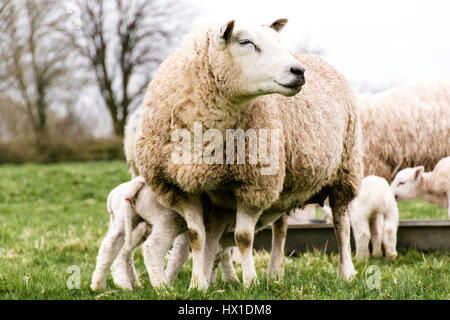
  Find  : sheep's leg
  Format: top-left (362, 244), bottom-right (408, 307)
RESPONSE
top-left (165, 232), bottom-right (190, 286)
top-left (382, 211), bottom-right (398, 261)
top-left (235, 202), bottom-right (262, 287)
top-left (370, 214), bottom-right (384, 258)
top-left (91, 219), bottom-right (125, 291)
top-left (111, 222), bottom-right (149, 289)
top-left (175, 195), bottom-right (208, 289)
top-left (329, 203), bottom-right (357, 279)
top-left (267, 213), bottom-right (287, 277)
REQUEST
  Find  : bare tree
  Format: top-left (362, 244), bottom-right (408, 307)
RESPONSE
top-left (70, 0), bottom-right (189, 136)
top-left (0, 0), bottom-right (80, 150)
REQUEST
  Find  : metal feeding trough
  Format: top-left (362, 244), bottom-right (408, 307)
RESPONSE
top-left (253, 220), bottom-right (450, 254)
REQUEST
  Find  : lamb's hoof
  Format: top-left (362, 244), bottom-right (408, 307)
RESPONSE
top-left (90, 281), bottom-right (106, 291)
top-left (111, 269), bottom-right (134, 290)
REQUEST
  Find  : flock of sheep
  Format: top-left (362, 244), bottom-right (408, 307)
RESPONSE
top-left (89, 19), bottom-right (450, 291)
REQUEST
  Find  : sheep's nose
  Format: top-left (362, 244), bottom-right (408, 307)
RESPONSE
top-left (290, 66), bottom-right (305, 77)
top-left (290, 65), bottom-right (305, 85)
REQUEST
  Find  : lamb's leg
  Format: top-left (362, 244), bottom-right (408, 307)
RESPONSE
top-left (267, 213), bottom-right (287, 277)
top-left (111, 222), bottom-right (149, 289)
top-left (204, 216), bottom-right (227, 283)
top-left (91, 219), bottom-right (125, 291)
top-left (352, 217), bottom-right (370, 260)
top-left (382, 211), bottom-right (398, 261)
top-left (329, 202), bottom-right (357, 279)
top-left (447, 192), bottom-right (450, 219)
top-left (220, 246), bottom-right (239, 282)
top-left (235, 202), bottom-right (262, 287)
top-left (370, 214), bottom-right (384, 258)
top-left (165, 232), bottom-right (190, 286)
top-left (142, 222), bottom-right (179, 288)
top-left (176, 195), bottom-right (208, 289)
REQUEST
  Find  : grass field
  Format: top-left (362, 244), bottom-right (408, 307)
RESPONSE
top-left (0, 161), bottom-right (448, 300)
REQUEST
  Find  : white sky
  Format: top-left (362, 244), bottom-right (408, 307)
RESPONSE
top-left (190, 0), bottom-right (450, 91)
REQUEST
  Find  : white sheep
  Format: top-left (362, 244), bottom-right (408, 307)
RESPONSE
top-left (349, 176), bottom-right (399, 260)
top-left (91, 177), bottom-right (240, 290)
top-left (391, 157), bottom-right (450, 219)
top-left (358, 82), bottom-right (450, 180)
top-left (135, 19), bottom-right (362, 289)
top-left (91, 177), bottom-right (187, 290)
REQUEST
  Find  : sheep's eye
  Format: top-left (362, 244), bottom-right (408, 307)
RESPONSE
top-left (398, 181), bottom-right (405, 186)
top-left (238, 39), bottom-right (258, 50)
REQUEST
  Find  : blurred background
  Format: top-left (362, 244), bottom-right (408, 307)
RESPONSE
top-left (1, 0), bottom-right (449, 163)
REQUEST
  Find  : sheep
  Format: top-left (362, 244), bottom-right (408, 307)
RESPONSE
top-left (92, 175), bottom-right (241, 290)
top-left (91, 177), bottom-right (151, 291)
top-left (391, 156), bottom-right (450, 219)
top-left (349, 176), bottom-right (399, 260)
top-left (359, 82), bottom-right (450, 180)
top-left (134, 19), bottom-right (363, 288)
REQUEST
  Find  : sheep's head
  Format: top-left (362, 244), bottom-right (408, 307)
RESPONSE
top-left (211, 19), bottom-right (305, 100)
top-left (390, 166), bottom-right (424, 201)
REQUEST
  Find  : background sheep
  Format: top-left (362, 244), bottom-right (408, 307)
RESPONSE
top-left (135, 19), bottom-right (363, 288)
top-left (359, 82), bottom-right (450, 180)
top-left (350, 176), bottom-right (399, 260)
top-left (391, 156), bottom-right (450, 219)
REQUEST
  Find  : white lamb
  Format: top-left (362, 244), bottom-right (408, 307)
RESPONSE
top-left (91, 177), bottom-right (187, 290)
top-left (91, 177), bottom-right (239, 290)
top-left (391, 157), bottom-right (450, 219)
top-left (349, 175), bottom-right (399, 260)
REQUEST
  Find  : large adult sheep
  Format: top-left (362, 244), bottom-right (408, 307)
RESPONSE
top-left (359, 82), bottom-right (450, 180)
top-left (134, 19), bottom-right (363, 288)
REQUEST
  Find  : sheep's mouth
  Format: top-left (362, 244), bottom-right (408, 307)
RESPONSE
top-left (275, 80), bottom-right (305, 91)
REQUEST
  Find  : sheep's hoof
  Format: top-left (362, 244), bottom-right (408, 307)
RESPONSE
top-left (339, 267), bottom-right (357, 280)
top-left (385, 253), bottom-right (397, 261)
top-left (188, 276), bottom-right (209, 291)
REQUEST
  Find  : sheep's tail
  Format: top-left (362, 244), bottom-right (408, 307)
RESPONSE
top-left (123, 177), bottom-right (146, 250)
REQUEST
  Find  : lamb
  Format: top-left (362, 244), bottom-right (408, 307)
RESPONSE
top-left (91, 176), bottom-right (240, 290)
top-left (349, 176), bottom-right (399, 260)
top-left (91, 177), bottom-right (152, 291)
top-left (391, 157), bottom-right (450, 219)
top-left (359, 82), bottom-right (450, 180)
top-left (134, 19), bottom-right (363, 288)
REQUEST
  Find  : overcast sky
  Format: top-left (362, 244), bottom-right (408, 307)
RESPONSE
top-left (189, 0), bottom-right (450, 92)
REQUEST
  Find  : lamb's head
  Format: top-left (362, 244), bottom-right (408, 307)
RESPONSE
top-left (210, 19), bottom-right (305, 100)
top-left (390, 166), bottom-right (424, 201)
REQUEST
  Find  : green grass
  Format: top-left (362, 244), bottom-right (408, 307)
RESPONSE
top-left (0, 161), bottom-right (448, 299)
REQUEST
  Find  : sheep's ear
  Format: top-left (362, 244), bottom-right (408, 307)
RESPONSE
top-left (269, 18), bottom-right (288, 32)
top-left (414, 166), bottom-right (424, 180)
top-left (216, 20), bottom-right (235, 49)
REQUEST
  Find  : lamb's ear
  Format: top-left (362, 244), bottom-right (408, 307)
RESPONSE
top-left (414, 166), bottom-right (424, 180)
top-left (269, 18), bottom-right (288, 32)
top-left (216, 20), bottom-right (235, 49)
